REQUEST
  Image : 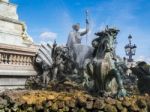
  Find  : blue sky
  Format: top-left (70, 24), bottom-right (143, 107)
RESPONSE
top-left (10, 0), bottom-right (150, 62)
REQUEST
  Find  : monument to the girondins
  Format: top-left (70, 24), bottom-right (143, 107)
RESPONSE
top-left (0, 0), bottom-right (37, 89)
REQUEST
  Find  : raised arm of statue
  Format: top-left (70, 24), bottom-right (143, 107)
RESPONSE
top-left (80, 22), bottom-right (89, 36)
top-left (80, 28), bottom-right (89, 36)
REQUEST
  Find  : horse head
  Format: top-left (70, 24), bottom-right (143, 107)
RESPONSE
top-left (92, 26), bottom-right (119, 59)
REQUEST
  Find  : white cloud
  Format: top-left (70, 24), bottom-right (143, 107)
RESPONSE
top-left (38, 31), bottom-right (57, 45)
top-left (39, 40), bottom-right (53, 45)
top-left (40, 31), bottom-right (57, 41)
top-left (135, 56), bottom-right (145, 61)
top-left (135, 56), bottom-right (150, 64)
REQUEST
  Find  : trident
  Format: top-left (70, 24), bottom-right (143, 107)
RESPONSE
top-left (85, 10), bottom-right (89, 44)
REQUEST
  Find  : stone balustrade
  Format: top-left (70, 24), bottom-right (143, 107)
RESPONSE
top-left (0, 53), bottom-right (34, 65)
top-left (0, 43), bottom-right (38, 89)
top-left (0, 44), bottom-right (37, 66)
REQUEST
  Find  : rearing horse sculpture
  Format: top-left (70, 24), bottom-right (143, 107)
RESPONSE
top-left (91, 26), bottom-right (126, 97)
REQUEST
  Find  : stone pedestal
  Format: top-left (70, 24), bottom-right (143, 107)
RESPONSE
top-left (0, 44), bottom-right (38, 89)
top-left (0, 0), bottom-right (33, 46)
top-left (0, 0), bottom-right (38, 89)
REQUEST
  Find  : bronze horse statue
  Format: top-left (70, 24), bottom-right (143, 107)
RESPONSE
top-left (131, 61), bottom-right (150, 94)
top-left (86, 26), bottom-right (127, 97)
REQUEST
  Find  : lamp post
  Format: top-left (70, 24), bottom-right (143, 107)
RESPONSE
top-left (124, 35), bottom-right (137, 62)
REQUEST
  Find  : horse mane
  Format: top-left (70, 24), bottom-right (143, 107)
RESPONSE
top-left (95, 33), bottom-right (110, 59)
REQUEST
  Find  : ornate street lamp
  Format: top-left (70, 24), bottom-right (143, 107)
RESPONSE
top-left (124, 35), bottom-right (137, 62)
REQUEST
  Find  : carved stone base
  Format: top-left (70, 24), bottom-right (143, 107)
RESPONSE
top-left (0, 77), bottom-right (26, 89)
top-left (0, 44), bottom-right (38, 89)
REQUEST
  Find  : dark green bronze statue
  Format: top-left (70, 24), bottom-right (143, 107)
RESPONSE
top-left (34, 26), bottom-right (127, 97)
top-left (85, 26), bottom-right (127, 97)
top-left (131, 61), bottom-right (150, 94)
